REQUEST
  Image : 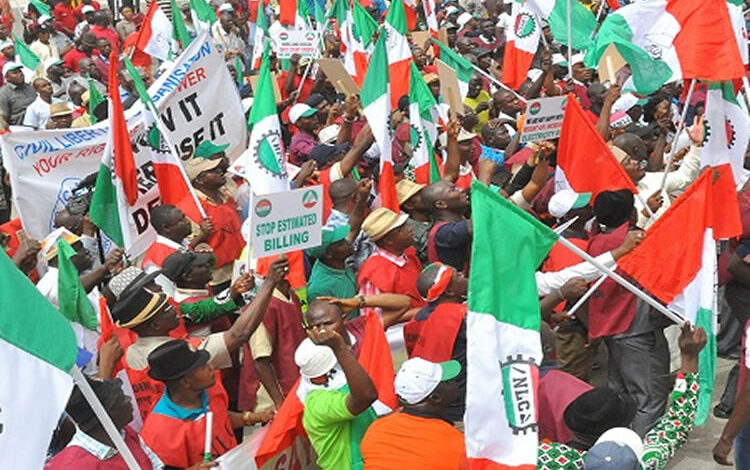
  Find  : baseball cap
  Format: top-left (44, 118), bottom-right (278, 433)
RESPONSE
top-left (294, 338), bottom-right (338, 378)
top-left (456, 12), bottom-right (473, 28)
top-left (44, 57), bottom-right (64, 70)
top-left (307, 223), bottom-right (350, 258)
top-left (551, 53), bottom-right (568, 67)
top-left (361, 208), bottom-right (409, 242)
top-left (395, 358), bottom-right (461, 405)
top-left (548, 190), bottom-right (591, 219)
top-left (193, 140), bottom-right (229, 159)
top-left (2, 61), bottom-right (21, 76)
top-left (309, 143), bottom-right (349, 167)
top-left (527, 68), bottom-right (543, 82)
top-left (81, 5), bottom-right (95, 13)
top-left (584, 427), bottom-right (643, 470)
top-left (570, 53), bottom-right (585, 66)
top-left (396, 179), bottom-right (425, 206)
top-left (318, 124), bottom-right (341, 145)
top-left (218, 3), bottom-right (234, 13)
top-left (611, 93), bottom-right (639, 114)
top-left (289, 103), bottom-right (318, 124)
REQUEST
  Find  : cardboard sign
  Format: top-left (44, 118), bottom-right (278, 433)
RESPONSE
top-left (411, 30), bottom-right (432, 50)
top-left (249, 71), bottom-right (282, 103)
top-left (520, 95), bottom-right (568, 143)
top-left (251, 186), bottom-right (323, 257)
top-left (598, 44), bottom-right (626, 85)
top-left (272, 29), bottom-right (318, 59)
top-left (435, 59), bottom-right (463, 117)
top-left (317, 58), bottom-right (360, 95)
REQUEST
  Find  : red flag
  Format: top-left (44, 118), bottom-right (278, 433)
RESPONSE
top-left (279, 0), bottom-right (296, 25)
top-left (109, 51), bottom-right (138, 205)
top-left (555, 94), bottom-right (639, 198)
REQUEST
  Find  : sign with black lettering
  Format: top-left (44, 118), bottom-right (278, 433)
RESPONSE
top-left (520, 96), bottom-right (568, 143)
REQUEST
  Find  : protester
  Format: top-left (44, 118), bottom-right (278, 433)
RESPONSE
top-left (0, 61), bottom-right (37, 126)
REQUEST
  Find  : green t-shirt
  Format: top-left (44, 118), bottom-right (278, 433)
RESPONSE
top-left (307, 261), bottom-right (359, 318)
top-left (302, 389), bottom-right (355, 470)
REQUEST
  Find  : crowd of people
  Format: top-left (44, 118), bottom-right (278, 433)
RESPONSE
top-left (0, 0), bottom-right (749, 468)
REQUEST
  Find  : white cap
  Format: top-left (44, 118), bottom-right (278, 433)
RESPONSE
top-left (612, 92), bottom-right (639, 114)
top-left (570, 53), bottom-right (585, 66)
top-left (37, 14), bottom-right (52, 25)
top-left (548, 189), bottom-right (591, 219)
top-left (551, 53), bottom-right (567, 66)
top-left (2, 61), bottom-right (22, 76)
top-left (43, 57), bottom-right (63, 70)
top-left (595, 427), bottom-right (643, 459)
top-left (294, 338), bottom-right (338, 378)
top-left (81, 5), bottom-right (95, 13)
top-left (527, 68), bottom-right (543, 82)
top-left (318, 124), bottom-right (341, 145)
top-left (0, 40), bottom-right (12, 51)
top-left (456, 12), bottom-right (473, 28)
top-left (289, 103), bottom-right (317, 124)
top-left (395, 358), bottom-right (460, 405)
top-left (219, 3), bottom-right (234, 13)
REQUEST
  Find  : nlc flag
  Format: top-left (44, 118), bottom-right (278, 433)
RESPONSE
top-left (0, 249), bottom-right (78, 469)
top-left (465, 181), bottom-right (557, 468)
top-left (618, 165), bottom-right (742, 425)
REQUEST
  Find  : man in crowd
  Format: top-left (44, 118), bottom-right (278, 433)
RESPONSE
top-left (0, 62), bottom-right (36, 126)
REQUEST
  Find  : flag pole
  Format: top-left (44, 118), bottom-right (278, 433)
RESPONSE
top-left (564, 274), bottom-right (606, 317)
top-left (740, 76), bottom-right (750, 111)
top-left (469, 59), bottom-right (527, 103)
top-left (566, 0), bottom-right (573, 78)
top-left (556, 235), bottom-right (687, 325)
top-left (659, 78), bottom-right (696, 191)
top-left (71, 367), bottom-right (142, 470)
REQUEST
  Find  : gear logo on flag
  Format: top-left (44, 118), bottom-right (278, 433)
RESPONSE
top-left (409, 123), bottom-right (424, 152)
top-left (499, 354), bottom-right (539, 435)
top-left (253, 129), bottom-right (287, 178)
top-left (724, 117), bottom-right (737, 149)
top-left (513, 12), bottom-right (537, 39)
top-left (302, 189), bottom-right (319, 208)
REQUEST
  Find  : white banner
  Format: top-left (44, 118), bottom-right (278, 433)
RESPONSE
top-left (520, 95), bottom-right (568, 144)
top-left (270, 29), bottom-right (318, 59)
top-left (216, 427), bottom-right (318, 470)
top-left (149, 31), bottom-right (248, 161)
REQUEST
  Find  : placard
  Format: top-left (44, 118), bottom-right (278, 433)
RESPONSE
top-left (272, 29), bottom-right (318, 59)
top-left (435, 59), bottom-right (463, 117)
top-left (317, 58), bottom-right (360, 95)
top-left (251, 186), bottom-right (323, 257)
top-left (519, 95), bottom-right (568, 143)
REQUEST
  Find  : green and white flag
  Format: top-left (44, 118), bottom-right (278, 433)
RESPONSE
top-left (87, 78), bottom-right (105, 124)
top-left (245, 45), bottom-right (289, 195)
top-left (171, 0), bottom-right (192, 49)
top-left (14, 35), bottom-right (40, 71)
top-left (702, 81), bottom-right (750, 183)
top-left (432, 39), bottom-right (473, 97)
top-left (465, 181), bottom-right (557, 467)
top-left (0, 249), bottom-right (78, 469)
top-left (728, 0), bottom-right (748, 65)
top-left (57, 239), bottom-right (98, 330)
top-left (408, 62), bottom-right (440, 185)
top-left (526, 0), bottom-right (597, 50)
top-left (190, 0), bottom-right (217, 35)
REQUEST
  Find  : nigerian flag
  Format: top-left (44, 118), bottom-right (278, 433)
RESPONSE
top-left (432, 39), bottom-right (473, 97)
top-left (408, 62), bottom-right (440, 185)
top-left (14, 35), bottom-right (40, 71)
top-left (465, 181), bottom-right (557, 467)
top-left (87, 78), bottom-right (105, 124)
top-left (190, 0), bottom-right (216, 34)
top-left (245, 45), bottom-right (289, 195)
top-left (702, 81), bottom-right (750, 183)
top-left (0, 250), bottom-right (78, 469)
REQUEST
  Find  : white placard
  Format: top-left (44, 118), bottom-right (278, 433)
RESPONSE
top-left (520, 95), bottom-right (568, 143)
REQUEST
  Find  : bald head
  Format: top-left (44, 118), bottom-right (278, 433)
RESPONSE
top-left (329, 178), bottom-right (358, 206)
top-left (612, 132), bottom-right (648, 161)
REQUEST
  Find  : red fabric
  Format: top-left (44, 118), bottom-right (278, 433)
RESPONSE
top-left (140, 241), bottom-right (179, 271)
top-left (53, 2), bottom-right (76, 32)
top-left (122, 32), bottom-right (152, 68)
top-left (109, 52), bottom-right (138, 205)
top-left (357, 246), bottom-right (426, 308)
top-left (254, 379), bottom-right (306, 467)
top-left (279, 0), bottom-right (296, 25)
top-left (557, 94), bottom-right (638, 198)
top-left (141, 380), bottom-right (237, 467)
top-left (537, 369), bottom-right (592, 443)
top-left (380, 161), bottom-right (400, 212)
top-left (91, 25), bottom-right (120, 52)
top-left (255, 251), bottom-right (307, 291)
top-left (318, 167), bottom-right (335, 221)
top-left (502, 40), bottom-right (534, 90)
top-left (277, 72), bottom-right (313, 122)
top-left (193, 196), bottom-right (244, 268)
top-left (360, 311), bottom-right (398, 408)
top-left (426, 220), bottom-right (449, 265)
top-left (587, 223), bottom-right (637, 338)
top-left (0, 218), bottom-right (39, 282)
top-left (154, 162), bottom-right (203, 222)
top-left (135, 2), bottom-right (162, 55)
top-left (404, 303), bottom-right (466, 360)
top-left (125, 366), bottom-right (165, 420)
top-left (73, 0), bottom-right (100, 20)
top-left (62, 48), bottom-right (89, 73)
top-left (666, 0), bottom-right (746, 81)
top-left (543, 237), bottom-right (588, 313)
top-left (44, 426), bottom-right (155, 470)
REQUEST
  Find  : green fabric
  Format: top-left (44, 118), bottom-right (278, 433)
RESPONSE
top-left (360, 31), bottom-right (388, 108)
top-left (307, 260), bottom-right (358, 318)
top-left (56, 240), bottom-right (98, 330)
top-left (584, 13), bottom-right (672, 95)
top-left (327, 0), bottom-right (348, 23)
top-left (87, 78), bottom-right (105, 124)
top-left (468, 181), bottom-right (557, 330)
top-left (179, 295), bottom-right (240, 323)
top-left (193, 140), bottom-right (229, 158)
top-left (247, 43), bottom-right (276, 128)
top-left (432, 39), bottom-right (475, 84)
top-left (123, 57), bottom-right (152, 106)
top-left (89, 161), bottom-right (124, 247)
top-left (0, 250), bottom-right (77, 372)
top-left (297, 0), bottom-right (310, 23)
top-left (694, 307), bottom-right (715, 426)
top-left (352, 1), bottom-right (377, 46)
top-left (547, 0), bottom-right (597, 51)
top-left (384, 0), bottom-right (406, 34)
top-left (709, 80), bottom-right (741, 105)
top-left (30, 0), bottom-right (51, 17)
top-left (408, 62), bottom-right (441, 183)
top-left (171, 0), bottom-right (192, 48)
top-left (234, 55), bottom-right (244, 87)
top-left (14, 35), bottom-right (40, 70)
top-left (190, 0), bottom-right (217, 24)
top-left (303, 389), bottom-right (355, 470)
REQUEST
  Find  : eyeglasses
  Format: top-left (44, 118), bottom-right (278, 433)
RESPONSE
top-left (636, 160), bottom-right (648, 170)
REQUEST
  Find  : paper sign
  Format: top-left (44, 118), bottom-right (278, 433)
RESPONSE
top-left (598, 44), bottom-right (626, 85)
top-left (411, 30), bottom-right (432, 50)
top-left (435, 59), bottom-right (463, 117)
top-left (437, 28), bottom-right (449, 48)
top-left (317, 58), bottom-right (360, 95)
top-left (251, 186), bottom-right (323, 258)
top-left (519, 95), bottom-right (568, 143)
top-left (249, 71), bottom-right (282, 103)
top-left (272, 28), bottom-right (318, 59)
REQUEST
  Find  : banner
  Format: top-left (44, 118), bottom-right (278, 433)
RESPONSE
top-left (1, 115), bottom-right (162, 256)
top-left (148, 31), bottom-right (248, 161)
top-left (271, 29), bottom-right (318, 59)
top-left (216, 427), bottom-right (317, 470)
top-left (520, 95), bottom-right (568, 143)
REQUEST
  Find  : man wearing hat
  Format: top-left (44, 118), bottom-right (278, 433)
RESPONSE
top-left (397, 179), bottom-right (431, 264)
top-left (74, 0), bottom-right (101, 22)
top-left (211, 3), bottom-right (244, 57)
top-left (48, 101), bottom-right (73, 128)
top-left (141, 340), bottom-right (274, 468)
top-left (73, 5), bottom-right (96, 41)
top-left (361, 358), bottom-right (466, 469)
top-left (294, 316), bottom-right (378, 470)
top-left (110, 258), bottom-right (288, 418)
top-left (358, 207), bottom-right (425, 309)
top-left (23, 77), bottom-right (57, 129)
top-left (30, 25), bottom-right (60, 77)
top-left (45, 377), bottom-right (164, 469)
top-left (307, 224), bottom-right (357, 307)
top-left (289, 102), bottom-right (321, 165)
top-left (63, 32), bottom-right (97, 73)
top-left (180, 141), bottom-right (245, 290)
top-left (0, 61), bottom-right (36, 126)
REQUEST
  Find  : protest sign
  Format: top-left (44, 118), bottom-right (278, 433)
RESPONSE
top-left (216, 427), bottom-right (316, 470)
top-left (149, 31), bottom-right (248, 161)
top-left (317, 58), bottom-right (360, 95)
top-left (1, 114), bottom-right (161, 257)
top-left (251, 186), bottom-right (323, 258)
top-left (435, 59), bottom-right (463, 117)
top-left (519, 95), bottom-right (568, 143)
top-left (270, 28), bottom-right (318, 59)
top-left (248, 72), bottom-right (282, 103)
top-left (598, 44), bottom-right (626, 85)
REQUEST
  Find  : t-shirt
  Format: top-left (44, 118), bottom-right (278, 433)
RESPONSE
top-left (308, 260), bottom-right (358, 312)
top-left (63, 48), bottom-right (89, 72)
top-left (431, 220), bottom-right (471, 272)
top-left (361, 412), bottom-right (468, 470)
top-left (302, 389), bottom-right (355, 470)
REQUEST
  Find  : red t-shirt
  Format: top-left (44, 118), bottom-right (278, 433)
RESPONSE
top-left (63, 48), bottom-right (90, 73)
top-left (73, 0), bottom-right (100, 20)
top-left (357, 247), bottom-right (426, 309)
top-left (53, 2), bottom-right (76, 32)
top-left (91, 25), bottom-right (120, 51)
top-left (44, 426), bottom-right (157, 470)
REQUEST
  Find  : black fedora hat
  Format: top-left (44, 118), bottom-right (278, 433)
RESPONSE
top-left (160, 251), bottom-right (216, 283)
top-left (563, 387), bottom-right (636, 437)
top-left (147, 339), bottom-right (210, 382)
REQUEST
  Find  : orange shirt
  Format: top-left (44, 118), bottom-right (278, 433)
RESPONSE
top-left (361, 412), bottom-right (468, 470)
